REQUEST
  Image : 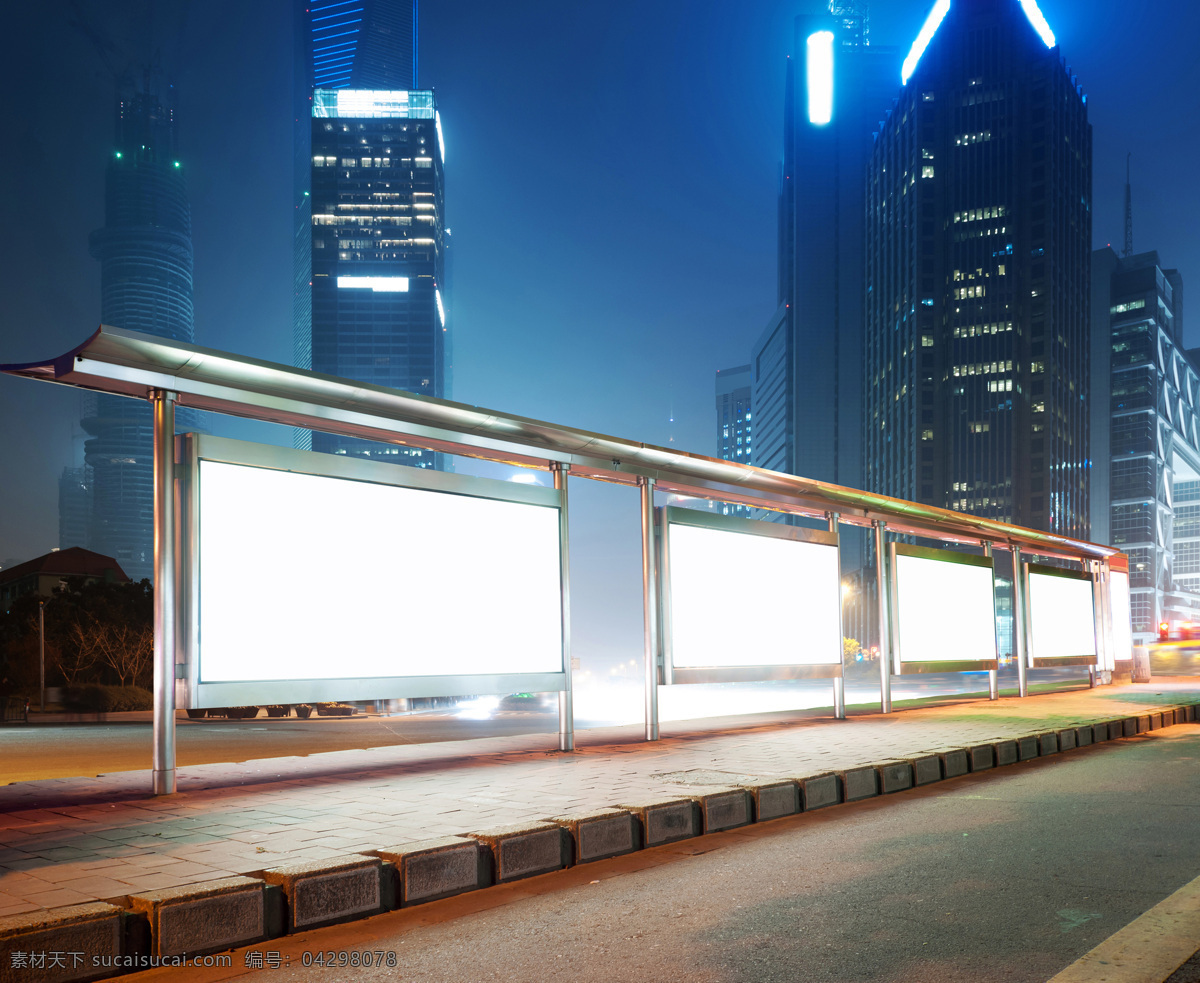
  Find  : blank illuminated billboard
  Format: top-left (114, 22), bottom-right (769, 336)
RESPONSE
top-left (197, 460), bottom-right (563, 682)
top-left (666, 519), bottom-right (841, 669)
top-left (1109, 570), bottom-right (1133, 663)
top-left (891, 548), bottom-right (997, 669)
top-left (1027, 567), bottom-right (1097, 663)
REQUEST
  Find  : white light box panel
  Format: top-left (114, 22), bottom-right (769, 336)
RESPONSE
top-left (1027, 567), bottom-right (1097, 663)
top-left (1109, 569), bottom-right (1133, 664)
top-left (892, 549), bottom-right (997, 670)
top-left (666, 520), bottom-right (842, 670)
top-left (197, 460), bottom-right (563, 682)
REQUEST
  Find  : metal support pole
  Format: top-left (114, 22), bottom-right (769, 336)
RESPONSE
top-left (983, 543), bottom-right (998, 700)
top-left (639, 478), bottom-right (660, 741)
top-left (151, 390), bottom-right (178, 795)
top-left (828, 512), bottom-right (846, 720)
top-left (1011, 546), bottom-right (1028, 698)
top-left (551, 463), bottom-right (574, 752)
top-left (873, 520), bottom-right (891, 713)
top-left (38, 601), bottom-right (45, 713)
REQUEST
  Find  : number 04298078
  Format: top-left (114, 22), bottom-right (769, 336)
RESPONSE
top-left (301, 950), bottom-right (399, 968)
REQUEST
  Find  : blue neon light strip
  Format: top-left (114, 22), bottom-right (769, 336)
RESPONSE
top-left (806, 31), bottom-right (834, 125)
top-left (1018, 0), bottom-right (1056, 46)
top-left (901, 0), bottom-right (950, 84)
top-left (312, 7), bottom-right (363, 23)
top-left (901, 0), bottom-right (1056, 84)
top-left (315, 19), bottom-right (363, 32)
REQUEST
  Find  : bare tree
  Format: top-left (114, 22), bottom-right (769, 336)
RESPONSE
top-left (96, 622), bottom-right (153, 689)
top-left (62, 618), bottom-right (103, 687)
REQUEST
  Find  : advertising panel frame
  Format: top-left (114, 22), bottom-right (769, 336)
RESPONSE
top-left (1107, 552), bottom-right (1133, 667)
top-left (1023, 561), bottom-right (1099, 669)
top-left (887, 543), bottom-right (999, 674)
top-left (176, 433), bottom-right (569, 708)
top-left (656, 506), bottom-right (843, 684)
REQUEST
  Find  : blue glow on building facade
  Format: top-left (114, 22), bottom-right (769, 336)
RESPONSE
top-left (901, 0), bottom-right (1055, 84)
top-left (806, 31), bottom-right (834, 125)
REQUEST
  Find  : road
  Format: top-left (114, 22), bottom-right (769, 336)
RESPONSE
top-left (128, 720), bottom-right (1200, 983)
top-left (1, 670), bottom-right (1091, 783)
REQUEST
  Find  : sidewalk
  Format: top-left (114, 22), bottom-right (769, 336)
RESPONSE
top-left (1, 680), bottom-right (1198, 976)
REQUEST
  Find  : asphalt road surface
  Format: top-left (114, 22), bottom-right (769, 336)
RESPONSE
top-left (0, 671), bottom-right (1089, 783)
top-left (130, 723), bottom-right (1200, 983)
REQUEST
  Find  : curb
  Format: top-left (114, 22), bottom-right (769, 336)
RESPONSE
top-left (1, 700), bottom-right (1196, 981)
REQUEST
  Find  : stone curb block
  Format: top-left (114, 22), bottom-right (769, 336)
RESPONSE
top-left (1187, 705), bottom-right (1197, 722)
top-left (467, 823), bottom-right (569, 884)
top-left (797, 774), bottom-right (841, 811)
top-left (876, 761), bottom-right (914, 794)
top-left (1136, 715), bottom-right (1150, 734)
top-left (377, 836), bottom-right (489, 907)
top-left (1169, 708), bottom-right (1184, 726)
top-left (734, 781), bottom-right (800, 821)
top-left (684, 788), bottom-right (752, 833)
top-left (1123, 716), bottom-right (1137, 737)
top-left (1057, 728), bottom-right (1077, 750)
top-left (1075, 725), bottom-right (1094, 747)
top-left (261, 855), bottom-right (382, 932)
top-left (616, 798), bottom-right (700, 847)
top-left (0, 903), bottom-right (126, 983)
top-left (967, 745), bottom-right (995, 771)
top-left (938, 749), bottom-right (969, 778)
top-left (1149, 711), bottom-right (1163, 730)
top-left (1107, 720), bottom-right (1123, 740)
top-left (908, 755), bottom-right (943, 785)
top-left (129, 876), bottom-right (266, 958)
top-left (992, 740), bottom-right (1018, 767)
top-left (839, 767), bottom-right (879, 802)
top-left (1038, 732), bottom-right (1058, 755)
top-left (549, 810), bottom-right (640, 864)
top-left (1089, 723), bottom-right (1107, 744)
top-left (1017, 736), bottom-right (1039, 761)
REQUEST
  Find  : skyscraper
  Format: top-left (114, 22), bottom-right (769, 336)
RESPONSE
top-left (755, 6), bottom-right (898, 489)
top-left (715, 364), bottom-right (752, 466)
top-left (294, 1), bottom-right (446, 464)
top-left (864, 0), bottom-right (1091, 537)
top-left (1091, 247), bottom-right (1198, 642)
top-left (84, 74), bottom-right (195, 581)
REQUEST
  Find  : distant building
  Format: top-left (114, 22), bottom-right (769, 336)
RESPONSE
top-left (58, 467), bottom-right (93, 551)
top-left (758, 8), bottom-right (898, 491)
top-left (714, 365), bottom-right (753, 518)
top-left (0, 548), bottom-right (130, 611)
top-left (716, 365), bottom-right (752, 465)
top-left (864, 0), bottom-right (1092, 538)
top-left (84, 73), bottom-right (196, 581)
top-left (1091, 247), bottom-right (1199, 643)
top-left (294, 1), bottom-right (446, 465)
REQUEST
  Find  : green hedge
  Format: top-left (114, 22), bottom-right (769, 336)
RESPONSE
top-left (63, 684), bottom-right (154, 713)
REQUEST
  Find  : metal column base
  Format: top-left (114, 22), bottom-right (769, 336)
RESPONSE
top-left (152, 769), bottom-right (176, 796)
top-left (558, 690), bottom-right (574, 751)
top-left (988, 669), bottom-right (998, 700)
top-left (833, 677), bottom-right (845, 719)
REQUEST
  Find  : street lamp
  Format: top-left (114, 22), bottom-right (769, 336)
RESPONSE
top-left (38, 599), bottom-right (45, 713)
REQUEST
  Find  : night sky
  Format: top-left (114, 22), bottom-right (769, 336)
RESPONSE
top-left (3, 0), bottom-right (1199, 669)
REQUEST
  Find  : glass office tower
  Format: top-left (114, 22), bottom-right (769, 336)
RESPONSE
top-left (84, 76), bottom-right (195, 581)
top-left (306, 88), bottom-right (446, 465)
top-left (864, 0), bottom-right (1091, 537)
top-left (294, 1), bottom-right (447, 465)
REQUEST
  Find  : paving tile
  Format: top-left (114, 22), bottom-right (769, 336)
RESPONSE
top-left (1, 685), bottom-right (1197, 915)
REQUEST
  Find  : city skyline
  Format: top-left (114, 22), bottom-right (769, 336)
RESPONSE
top-left (3, 0), bottom-right (1200, 663)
